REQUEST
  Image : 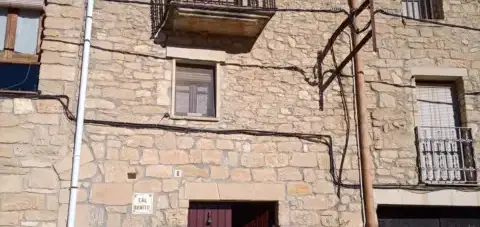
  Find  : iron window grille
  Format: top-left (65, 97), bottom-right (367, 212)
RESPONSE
top-left (415, 126), bottom-right (477, 185)
top-left (401, 0), bottom-right (444, 19)
top-left (415, 82), bottom-right (477, 185)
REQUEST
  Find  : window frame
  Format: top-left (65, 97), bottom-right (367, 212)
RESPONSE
top-left (170, 59), bottom-right (221, 121)
top-left (0, 7), bottom-right (43, 65)
top-left (401, 0), bottom-right (444, 20)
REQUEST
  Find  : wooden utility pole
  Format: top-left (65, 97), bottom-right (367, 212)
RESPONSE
top-left (347, 0), bottom-right (378, 226)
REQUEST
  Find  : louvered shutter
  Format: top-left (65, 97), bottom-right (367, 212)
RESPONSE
top-left (416, 83), bottom-right (462, 183)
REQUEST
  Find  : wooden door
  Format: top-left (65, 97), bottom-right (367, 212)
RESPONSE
top-left (188, 203), bottom-right (232, 227)
top-left (188, 202), bottom-right (275, 227)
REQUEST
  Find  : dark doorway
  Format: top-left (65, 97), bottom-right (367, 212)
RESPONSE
top-left (188, 201), bottom-right (277, 227)
top-left (378, 205), bottom-right (480, 227)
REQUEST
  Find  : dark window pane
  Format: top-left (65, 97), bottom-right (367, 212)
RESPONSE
top-left (0, 63), bottom-right (40, 92)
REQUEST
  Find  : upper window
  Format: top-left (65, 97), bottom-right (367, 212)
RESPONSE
top-left (401, 0), bottom-right (444, 20)
top-left (415, 82), bottom-right (477, 185)
top-left (0, 7), bottom-right (42, 92)
top-left (174, 63), bottom-right (216, 118)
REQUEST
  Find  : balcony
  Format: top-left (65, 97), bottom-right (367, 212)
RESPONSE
top-left (155, 0), bottom-right (276, 38)
top-left (415, 126), bottom-right (478, 185)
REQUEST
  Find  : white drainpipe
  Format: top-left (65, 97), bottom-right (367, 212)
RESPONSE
top-left (66, 0), bottom-right (95, 226)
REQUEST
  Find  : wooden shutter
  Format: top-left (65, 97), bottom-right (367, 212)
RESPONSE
top-left (416, 83), bottom-right (459, 128)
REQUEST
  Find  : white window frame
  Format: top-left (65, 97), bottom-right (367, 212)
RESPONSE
top-left (170, 59), bottom-right (221, 121)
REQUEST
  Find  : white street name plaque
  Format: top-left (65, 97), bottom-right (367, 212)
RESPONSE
top-left (132, 193), bottom-right (153, 214)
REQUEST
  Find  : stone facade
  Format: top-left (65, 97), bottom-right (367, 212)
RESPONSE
top-left (0, 0), bottom-right (479, 226)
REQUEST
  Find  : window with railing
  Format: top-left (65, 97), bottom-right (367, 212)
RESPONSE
top-left (401, 0), bottom-right (444, 19)
top-left (415, 82), bottom-right (477, 185)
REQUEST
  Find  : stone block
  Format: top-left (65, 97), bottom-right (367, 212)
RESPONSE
top-left (104, 161), bottom-right (129, 183)
top-left (290, 211), bottom-right (320, 226)
top-left (139, 149), bottom-right (159, 165)
top-left (162, 179), bottom-right (180, 192)
top-left (176, 165), bottom-right (209, 177)
top-left (0, 99), bottom-right (13, 113)
top-left (57, 204), bottom-right (105, 227)
top-left (119, 147), bottom-right (139, 161)
top-left (85, 99), bottom-right (116, 109)
top-left (165, 209), bottom-right (188, 226)
top-left (59, 188), bottom-right (88, 203)
top-left (24, 210), bottom-right (57, 221)
top-left (107, 213), bottom-right (121, 227)
top-left (1, 193), bottom-right (45, 210)
top-left (287, 182), bottom-right (312, 195)
top-left (218, 183), bottom-right (253, 200)
top-left (159, 150), bottom-right (189, 164)
top-left (134, 179), bottom-right (162, 192)
top-left (278, 167), bottom-right (302, 181)
top-left (26, 114), bottom-right (60, 125)
top-left (216, 140), bottom-right (234, 150)
top-left (145, 165), bottom-right (172, 178)
top-left (230, 168), bottom-right (252, 182)
top-left (290, 152), bottom-right (317, 167)
top-left (13, 98), bottom-right (34, 114)
top-left (185, 182), bottom-right (219, 200)
top-left (36, 100), bottom-right (63, 113)
top-left (202, 150), bottom-right (224, 165)
top-left (90, 183), bottom-right (133, 205)
top-left (125, 135), bottom-right (154, 148)
top-left (277, 141), bottom-right (302, 152)
top-left (0, 113), bottom-right (20, 126)
top-left (210, 166), bottom-right (229, 179)
top-left (0, 128), bottom-right (33, 143)
top-left (177, 137), bottom-right (195, 149)
top-left (0, 175), bottom-right (24, 192)
top-left (79, 162), bottom-right (98, 180)
top-left (157, 194), bottom-right (170, 209)
top-left (252, 168), bottom-right (276, 181)
top-left (251, 142), bottom-right (276, 152)
top-left (264, 153), bottom-right (289, 167)
top-left (53, 144), bottom-right (93, 173)
top-left (40, 65), bottom-right (76, 81)
top-left (28, 168), bottom-right (58, 189)
top-left (241, 153), bottom-right (264, 167)
top-left (253, 183), bottom-right (285, 200)
top-left (195, 139), bottom-right (215, 150)
top-left (0, 212), bottom-right (18, 225)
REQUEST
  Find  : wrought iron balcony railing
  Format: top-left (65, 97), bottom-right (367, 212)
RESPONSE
top-left (151, 0), bottom-right (276, 37)
top-left (166, 0), bottom-right (276, 8)
top-left (415, 126), bottom-right (478, 185)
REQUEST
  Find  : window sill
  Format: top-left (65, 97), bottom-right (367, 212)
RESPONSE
top-left (169, 115), bottom-right (219, 122)
top-left (0, 89), bottom-right (39, 95)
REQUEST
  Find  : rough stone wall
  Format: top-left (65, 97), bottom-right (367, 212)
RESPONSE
top-left (367, 0), bottom-right (480, 184)
top-left (0, 0), bottom-right (84, 225)
top-left (0, 0), bottom-right (479, 226)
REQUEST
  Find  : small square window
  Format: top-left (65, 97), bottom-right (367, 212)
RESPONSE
top-left (401, 0), bottom-right (444, 20)
top-left (174, 63), bottom-right (216, 118)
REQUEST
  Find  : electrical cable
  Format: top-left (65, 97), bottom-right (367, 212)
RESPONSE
top-left (375, 9), bottom-right (480, 32)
